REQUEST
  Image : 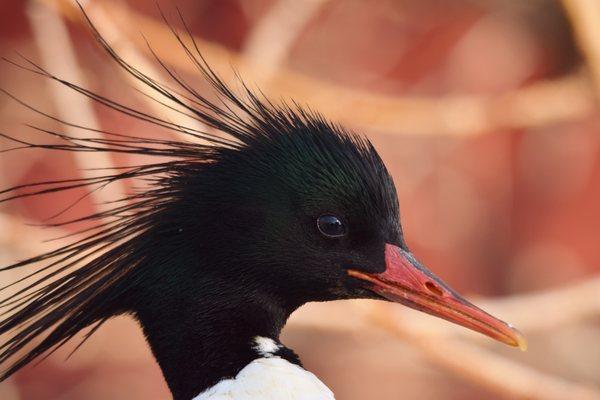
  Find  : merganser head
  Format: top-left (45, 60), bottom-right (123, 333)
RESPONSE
top-left (180, 114), bottom-right (523, 350)
top-left (0, 5), bottom-right (525, 398)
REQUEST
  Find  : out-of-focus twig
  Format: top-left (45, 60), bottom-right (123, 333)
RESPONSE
top-left (0, 379), bottom-right (19, 400)
top-left (367, 303), bottom-right (600, 400)
top-left (27, 1), bottom-right (124, 207)
top-left (77, 0), bottom-right (209, 143)
top-left (36, 0), bottom-right (208, 145)
top-left (0, 213), bottom-right (67, 253)
top-left (243, 0), bottom-right (330, 83)
top-left (42, 0), bottom-right (596, 137)
top-left (562, 0), bottom-right (600, 98)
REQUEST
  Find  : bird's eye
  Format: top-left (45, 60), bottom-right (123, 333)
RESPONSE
top-left (317, 215), bottom-right (346, 238)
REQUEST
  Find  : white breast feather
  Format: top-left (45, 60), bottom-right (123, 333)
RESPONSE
top-left (192, 357), bottom-right (335, 400)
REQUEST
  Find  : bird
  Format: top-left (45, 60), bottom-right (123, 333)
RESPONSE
top-left (0, 6), bottom-right (526, 400)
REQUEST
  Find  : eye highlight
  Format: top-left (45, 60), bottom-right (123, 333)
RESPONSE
top-left (317, 215), bottom-right (346, 238)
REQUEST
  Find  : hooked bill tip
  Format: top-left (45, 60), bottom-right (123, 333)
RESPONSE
top-left (508, 324), bottom-right (528, 352)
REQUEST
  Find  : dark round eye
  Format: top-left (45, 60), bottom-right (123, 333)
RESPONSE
top-left (317, 215), bottom-right (346, 238)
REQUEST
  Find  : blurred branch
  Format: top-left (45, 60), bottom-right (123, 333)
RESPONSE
top-left (41, 0), bottom-right (209, 144)
top-left (81, 0), bottom-right (209, 142)
top-left (562, 0), bottom-right (600, 98)
top-left (27, 1), bottom-right (124, 207)
top-left (368, 302), bottom-right (600, 400)
top-left (43, 0), bottom-right (596, 137)
top-left (242, 0), bottom-right (330, 83)
top-left (0, 213), bottom-right (63, 257)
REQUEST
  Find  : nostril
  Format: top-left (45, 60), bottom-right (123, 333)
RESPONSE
top-left (424, 281), bottom-right (443, 297)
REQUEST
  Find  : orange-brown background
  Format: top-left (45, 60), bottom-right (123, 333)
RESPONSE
top-left (0, 0), bottom-right (599, 399)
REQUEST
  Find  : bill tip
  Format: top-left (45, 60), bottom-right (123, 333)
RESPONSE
top-left (509, 324), bottom-right (528, 351)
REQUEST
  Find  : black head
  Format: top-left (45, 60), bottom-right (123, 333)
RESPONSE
top-left (178, 113), bottom-right (402, 308)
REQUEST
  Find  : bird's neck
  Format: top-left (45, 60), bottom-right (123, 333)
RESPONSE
top-left (134, 284), bottom-right (292, 400)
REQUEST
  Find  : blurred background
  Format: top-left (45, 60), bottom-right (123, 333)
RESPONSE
top-left (0, 0), bottom-right (599, 399)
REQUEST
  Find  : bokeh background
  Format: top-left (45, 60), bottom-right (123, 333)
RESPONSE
top-left (0, 0), bottom-right (599, 399)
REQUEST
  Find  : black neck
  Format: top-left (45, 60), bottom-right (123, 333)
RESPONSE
top-left (134, 280), bottom-right (291, 400)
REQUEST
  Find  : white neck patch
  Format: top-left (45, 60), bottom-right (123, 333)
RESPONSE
top-left (192, 336), bottom-right (335, 399)
top-left (192, 356), bottom-right (335, 400)
top-left (252, 336), bottom-right (281, 357)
